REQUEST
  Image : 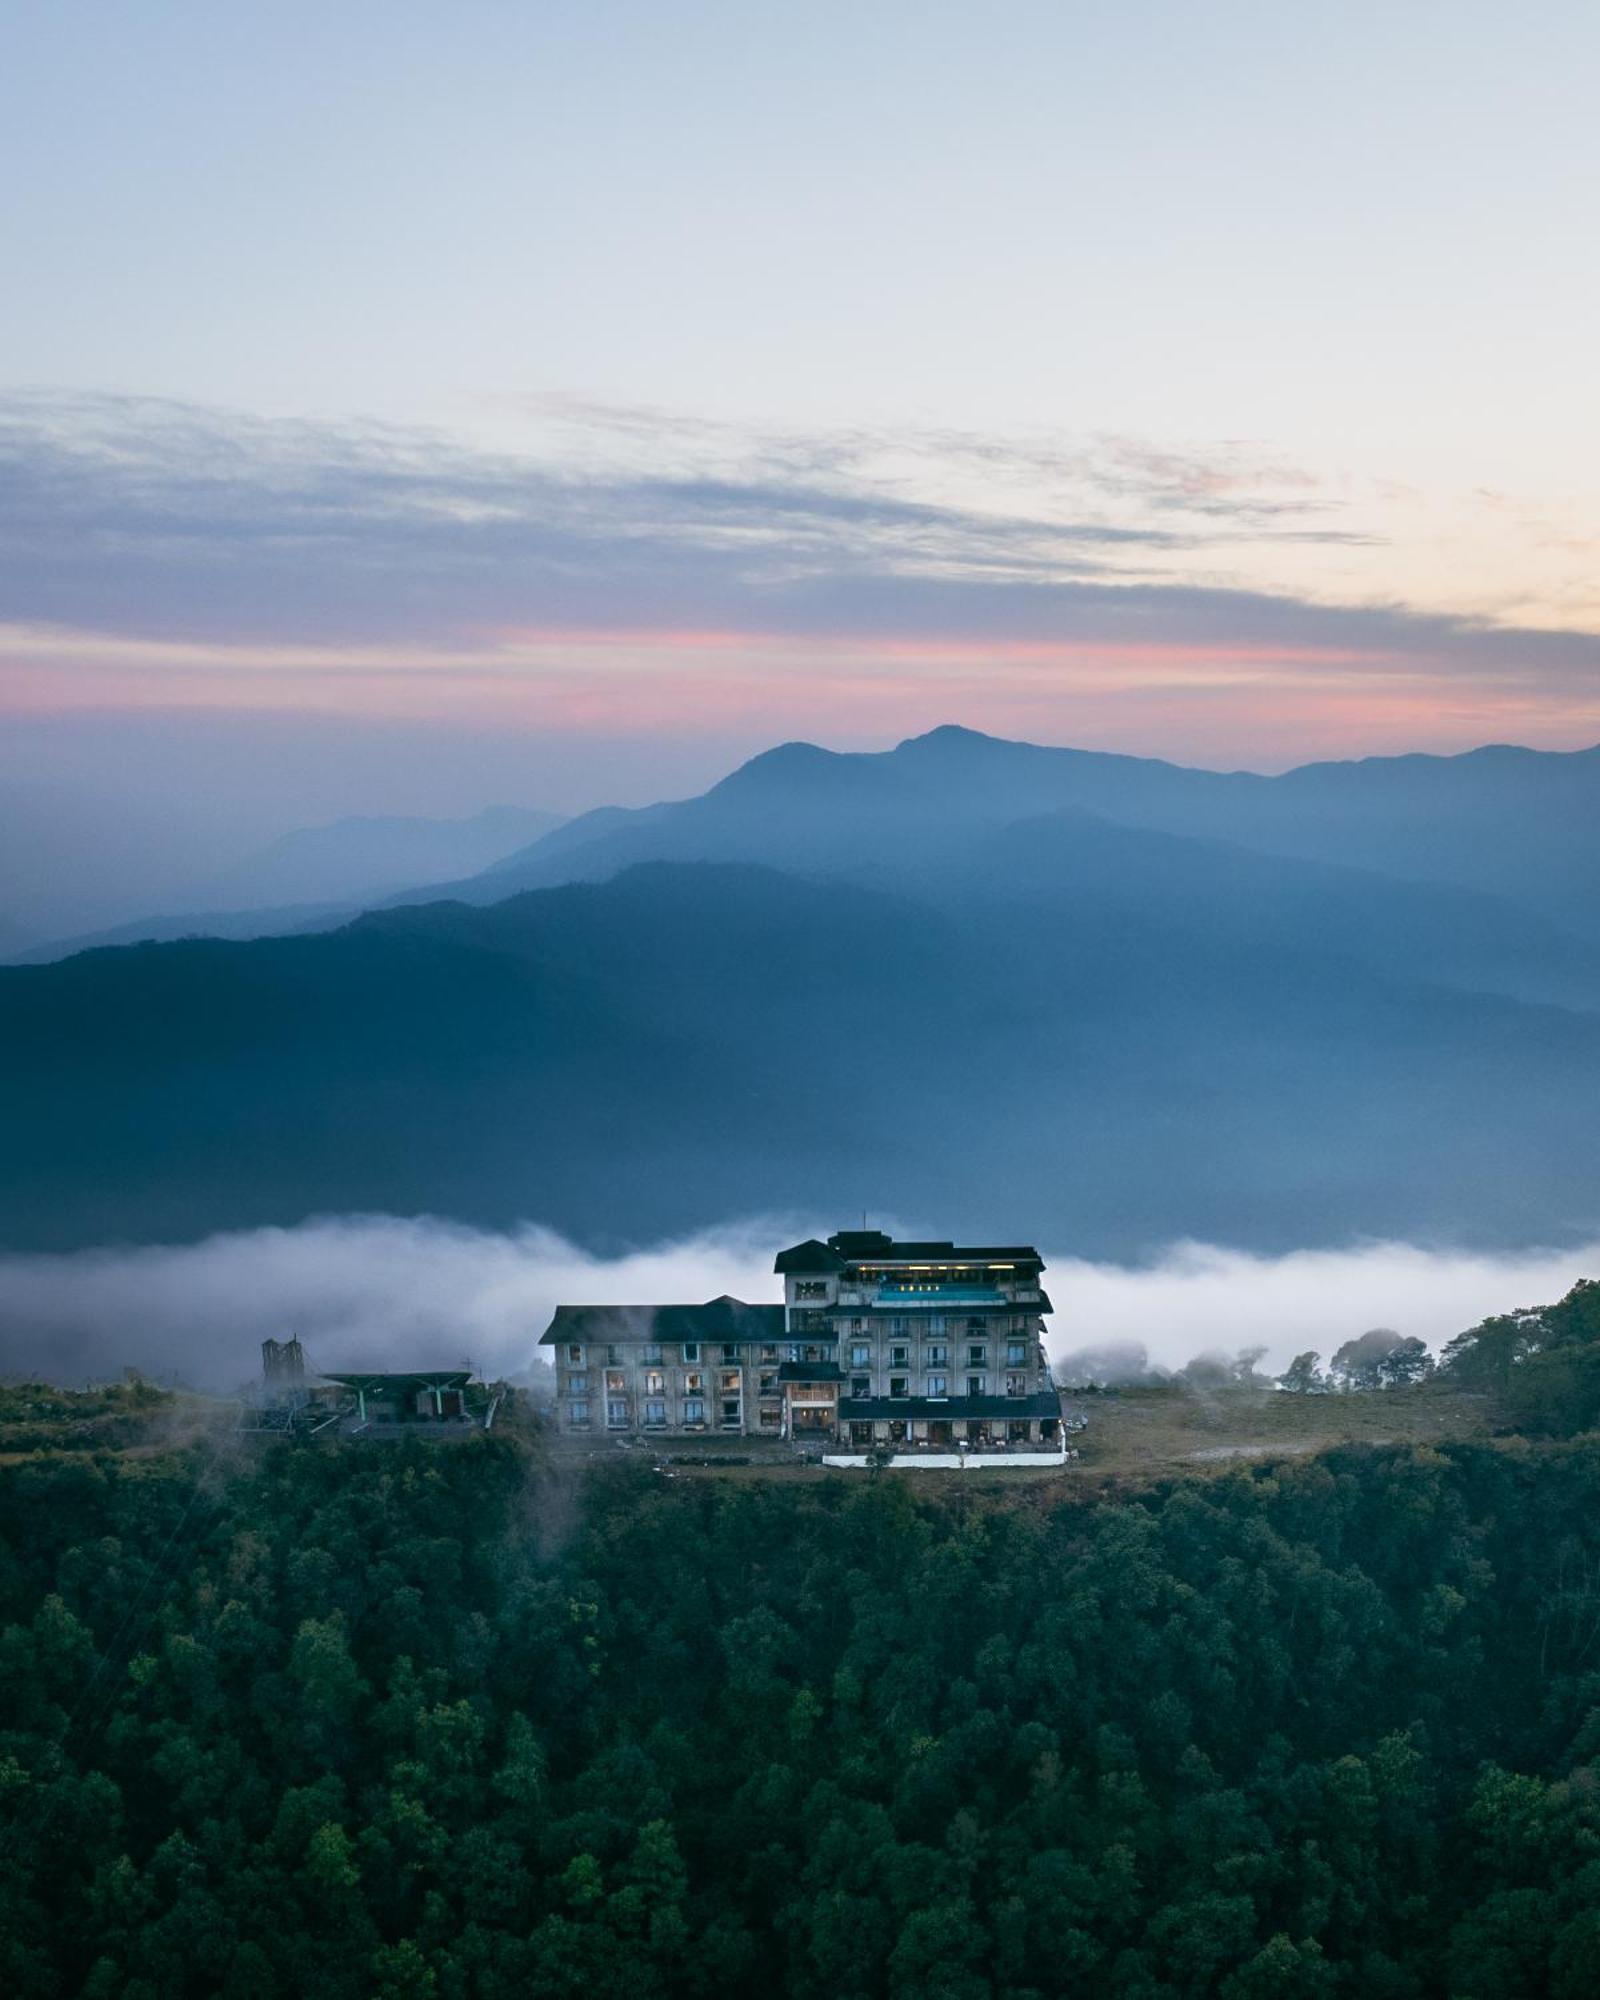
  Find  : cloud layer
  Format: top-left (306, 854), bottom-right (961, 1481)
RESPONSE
top-left (3, 390), bottom-right (1596, 681)
top-left (1, 1212), bottom-right (1592, 1392)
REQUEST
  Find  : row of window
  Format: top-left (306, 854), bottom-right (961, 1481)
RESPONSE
top-left (575, 1375), bottom-right (1035, 1411)
top-left (566, 1398), bottom-right (748, 1428)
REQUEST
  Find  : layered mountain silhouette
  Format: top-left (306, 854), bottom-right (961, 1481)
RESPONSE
top-left (398, 725), bottom-right (1600, 943)
top-left (4, 724), bottom-right (1600, 1257)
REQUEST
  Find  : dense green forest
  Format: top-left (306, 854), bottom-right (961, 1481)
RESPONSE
top-left (4, 1287), bottom-right (1600, 1998)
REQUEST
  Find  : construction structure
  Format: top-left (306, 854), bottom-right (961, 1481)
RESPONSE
top-left (242, 1342), bottom-right (504, 1439)
top-left (542, 1227), bottom-right (1065, 1460)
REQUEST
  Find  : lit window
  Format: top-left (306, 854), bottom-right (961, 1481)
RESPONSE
top-left (684, 1370), bottom-right (703, 1393)
top-left (605, 1370), bottom-right (625, 1393)
top-left (645, 1370), bottom-right (664, 1395)
top-left (720, 1370), bottom-right (741, 1394)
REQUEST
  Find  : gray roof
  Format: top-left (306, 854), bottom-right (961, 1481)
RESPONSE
top-left (541, 1296), bottom-right (785, 1346)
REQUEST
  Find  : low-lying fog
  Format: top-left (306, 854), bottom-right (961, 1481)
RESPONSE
top-left (0, 1216), bottom-right (1594, 1392)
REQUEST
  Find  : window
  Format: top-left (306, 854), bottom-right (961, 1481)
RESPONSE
top-left (851, 1375), bottom-right (871, 1399)
top-left (1005, 1342), bottom-right (1027, 1366)
top-left (890, 1344), bottom-right (909, 1367)
top-left (784, 1344), bottom-right (801, 1363)
top-left (888, 1317), bottom-right (908, 1336)
top-left (759, 1373), bottom-right (777, 1395)
top-left (890, 1376), bottom-right (909, 1398)
top-left (759, 1406), bottom-right (781, 1428)
top-left (760, 1344), bottom-right (779, 1363)
top-left (683, 1397), bottom-right (705, 1425)
top-left (720, 1370), bottom-right (741, 1394)
top-left (926, 1315), bottom-right (946, 1334)
top-left (605, 1370), bottom-right (625, 1393)
top-left (644, 1370), bottom-right (664, 1395)
top-left (720, 1399), bottom-right (741, 1428)
top-left (567, 1400), bottom-right (589, 1425)
top-left (606, 1399), bottom-right (628, 1427)
top-left (566, 1344), bottom-right (584, 1366)
top-left (1005, 1373), bottom-right (1027, 1397)
top-left (607, 1345), bottom-right (622, 1365)
top-left (567, 1374), bottom-right (588, 1395)
top-left (849, 1343), bottom-right (871, 1368)
top-left (966, 1375), bottom-right (984, 1398)
top-left (682, 1341), bottom-right (700, 1363)
top-left (967, 1344), bottom-right (986, 1367)
top-left (721, 1344), bottom-right (740, 1364)
top-left (641, 1342), bottom-right (662, 1364)
top-left (684, 1370), bottom-right (703, 1393)
top-left (795, 1279), bottom-right (829, 1299)
top-left (966, 1318), bottom-right (985, 1336)
top-left (926, 1375), bottom-right (947, 1397)
top-left (643, 1400), bottom-right (666, 1427)
top-left (924, 1343), bottom-right (947, 1365)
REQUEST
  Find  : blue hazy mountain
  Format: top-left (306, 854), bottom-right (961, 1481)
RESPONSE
top-left (12, 805), bottom-right (565, 962)
top-left (4, 854), bottom-right (1600, 1258)
top-left (417, 726), bottom-right (1600, 942)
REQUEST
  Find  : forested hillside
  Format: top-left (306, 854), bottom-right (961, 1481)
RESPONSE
top-left (5, 1406), bottom-right (1600, 1998)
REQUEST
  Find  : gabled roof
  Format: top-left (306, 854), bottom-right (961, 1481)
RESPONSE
top-left (773, 1238), bottom-right (846, 1275)
top-left (541, 1296), bottom-right (786, 1345)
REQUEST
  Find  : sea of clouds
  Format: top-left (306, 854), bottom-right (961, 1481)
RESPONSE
top-left (0, 1214), bottom-right (1595, 1392)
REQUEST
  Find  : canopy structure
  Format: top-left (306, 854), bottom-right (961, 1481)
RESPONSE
top-left (320, 1370), bottom-right (474, 1424)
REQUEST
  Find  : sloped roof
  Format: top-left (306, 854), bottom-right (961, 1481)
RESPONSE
top-left (541, 1296), bottom-right (785, 1345)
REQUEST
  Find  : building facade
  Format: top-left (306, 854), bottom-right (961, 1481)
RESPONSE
top-left (542, 1228), bottom-right (1062, 1448)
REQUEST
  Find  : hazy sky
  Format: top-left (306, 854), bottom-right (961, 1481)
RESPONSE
top-left (3, 1), bottom-right (1599, 907)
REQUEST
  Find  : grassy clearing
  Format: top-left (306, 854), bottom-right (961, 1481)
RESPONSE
top-left (1069, 1377), bottom-right (1498, 1482)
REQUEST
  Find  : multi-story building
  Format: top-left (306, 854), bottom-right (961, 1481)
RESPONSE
top-left (541, 1227), bottom-right (1062, 1449)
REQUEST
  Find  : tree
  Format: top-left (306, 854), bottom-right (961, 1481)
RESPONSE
top-left (1278, 1352), bottom-right (1325, 1394)
top-left (1329, 1329), bottom-right (1433, 1390)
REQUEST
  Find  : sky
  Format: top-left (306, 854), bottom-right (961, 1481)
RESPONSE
top-left (2, 1), bottom-right (1599, 926)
